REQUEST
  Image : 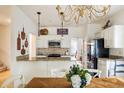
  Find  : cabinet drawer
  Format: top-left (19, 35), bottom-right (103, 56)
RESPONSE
top-left (116, 61), bottom-right (124, 64)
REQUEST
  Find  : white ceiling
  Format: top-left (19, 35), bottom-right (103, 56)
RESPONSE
top-left (0, 5), bottom-right (124, 27)
top-left (18, 5), bottom-right (124, 27)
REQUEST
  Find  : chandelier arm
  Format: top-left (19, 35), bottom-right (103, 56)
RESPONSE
top-left (91, 6), bottom-right (110, 14)
top-left (75, 14), bottom-right (81, 24)
top-left (90, 9), bottom-right (99, 20)
top-left (56, 5), bottom-right (74, 23)
top-left (92, 7), bottom-right (109, 17)
top-left (63, 8), bottom-right (78, 22)
top-left (64, 6), bottom-right (73, 17)
top-left (56, 5), bottom-right (110, 24)
top-left (86, 7), bottom-right (97, 22)
top-left (63, 12), bottom-right (74, 22)
top-left (87, 6), bottom-right (109, 18)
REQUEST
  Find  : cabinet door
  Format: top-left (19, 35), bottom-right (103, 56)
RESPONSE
top-left (36, 37), bottom-right (48, 48)
top-left (47, 61), bottom-right (76, 77)
top-left (61, 36), bottom-right (70, 48)
top-left (36, 39), bottom-right (46, 48)
top-left (98, 59), bottom-right (108, 77)
top-left (108, 60), bottom-right (115, 76)
top-left (114, 26), bottom-right (124, 48)
top-left (103, 26), bottom-right (124, 48)
top-left (36, 36), bottom-right (49, 48)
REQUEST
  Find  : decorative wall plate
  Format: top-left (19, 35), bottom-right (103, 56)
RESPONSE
top-left (40, 28), bottom-right (48, 35)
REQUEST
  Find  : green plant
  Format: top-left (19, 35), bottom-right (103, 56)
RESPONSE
top-left (66, 65), bottom-right (89, 87)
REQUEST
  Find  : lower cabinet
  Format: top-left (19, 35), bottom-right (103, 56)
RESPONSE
top-left (98, 59), bottom-right (115, 77)
top-left (19, 61), bottom-right (76, 83)
top-left (47, 61), bottom-right (76, 77)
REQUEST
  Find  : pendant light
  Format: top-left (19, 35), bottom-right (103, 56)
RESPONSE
top-left (60, 12), bottom-right (64, 38)
top-left (61, 15), bottom-right (64, 37)
top-left (37, 12), bottom-right (41, 36)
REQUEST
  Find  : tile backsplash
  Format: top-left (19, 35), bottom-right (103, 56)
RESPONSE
top-left (36, 48), bottom-right (70, 56)
top-left (110, 48), bottom-right (124, 56)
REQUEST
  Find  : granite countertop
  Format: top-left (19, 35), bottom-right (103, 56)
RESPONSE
top-left (16, 55), bottom-right (71, 61)
top-left (99, 55), bottom-right (124, 61)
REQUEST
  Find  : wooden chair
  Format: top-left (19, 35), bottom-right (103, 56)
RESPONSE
top-left (84, 69), bottom-right (102, 78)
top-left (78, 64), bottom-right (101, 78)
top-left (1, 75), bottom-right (25, 88)
top-left (115, 61), bottom-right (124, 78)
top-left (76, 62), bottom-right (101, 78)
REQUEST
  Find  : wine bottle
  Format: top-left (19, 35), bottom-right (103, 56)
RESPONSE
top-left (17, 32), bottom-right (21, 50)
top-left (25, 37), bottom-right (28, 48)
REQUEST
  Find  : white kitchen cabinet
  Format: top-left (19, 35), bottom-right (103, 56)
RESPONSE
top-left (36, 36), bottom-right (48, 48)
top-left (19, 61), bottom-right (76, 83)
top-left (36, 35), bottom-right (70, 48)
top-left (47, 61), bottom-right (76, 77)
top-left (98, 58), bottom-right (115, 77)
top-left (104, 25), bottom-right (124, 48)
top-left (98, 59), bottom-right (108, 77)
top-left (61, 36), bottom-right (70, 48)
top-left (36, 35), bottom-right (61, 48)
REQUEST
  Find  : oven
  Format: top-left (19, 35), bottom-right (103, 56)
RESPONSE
top-left (48, 40), bottom-right (61, 48)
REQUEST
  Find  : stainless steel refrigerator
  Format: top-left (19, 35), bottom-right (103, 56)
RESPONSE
top-left (87, 38), bottom-right (109, 69)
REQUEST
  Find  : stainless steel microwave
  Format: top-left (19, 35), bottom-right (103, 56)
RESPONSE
top-left (48, 40), bottom-right (61, 48)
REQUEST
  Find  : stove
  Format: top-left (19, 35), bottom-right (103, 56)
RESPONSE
top-left (48, 54), bottom-right (61, 57)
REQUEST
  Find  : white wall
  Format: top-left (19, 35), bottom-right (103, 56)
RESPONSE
top-left (11, 6), bottom-right (37, 82)
top-left (41, 26), bottom-right (85, 37)
top-left (0, 25), bottom-right (11, 68)
top-left (85, 24), bottom-right (102, 40)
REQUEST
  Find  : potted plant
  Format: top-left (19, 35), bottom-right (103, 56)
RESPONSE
top-left (66, 65), bottom-right (92, 88)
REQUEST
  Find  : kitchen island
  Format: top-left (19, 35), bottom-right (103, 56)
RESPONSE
top-left (16, 55), bottom-right (77, 83)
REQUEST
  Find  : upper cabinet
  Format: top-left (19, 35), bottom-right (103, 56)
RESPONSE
top-left (95, 25), bottom-right (124, 48)
top-left (36, 35), bottom-right (70, 48)
top-left (104, 25), bottom-right (124, 48)
top-left (36, 36), bottom-right (49, 48)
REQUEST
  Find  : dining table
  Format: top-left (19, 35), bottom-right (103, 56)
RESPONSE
top-left (25, 77), bottom-right (124, 88)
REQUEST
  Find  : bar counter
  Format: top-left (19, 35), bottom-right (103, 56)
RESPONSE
top-left (16, 55), bottom-right (72, 61)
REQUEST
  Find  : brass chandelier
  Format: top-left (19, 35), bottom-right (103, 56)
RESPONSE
top-left (56, 5), bottom-right (111, 24)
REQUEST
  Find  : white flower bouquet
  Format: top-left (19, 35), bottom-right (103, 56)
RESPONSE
top-left (66, 65), bottom-right (92, 88)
